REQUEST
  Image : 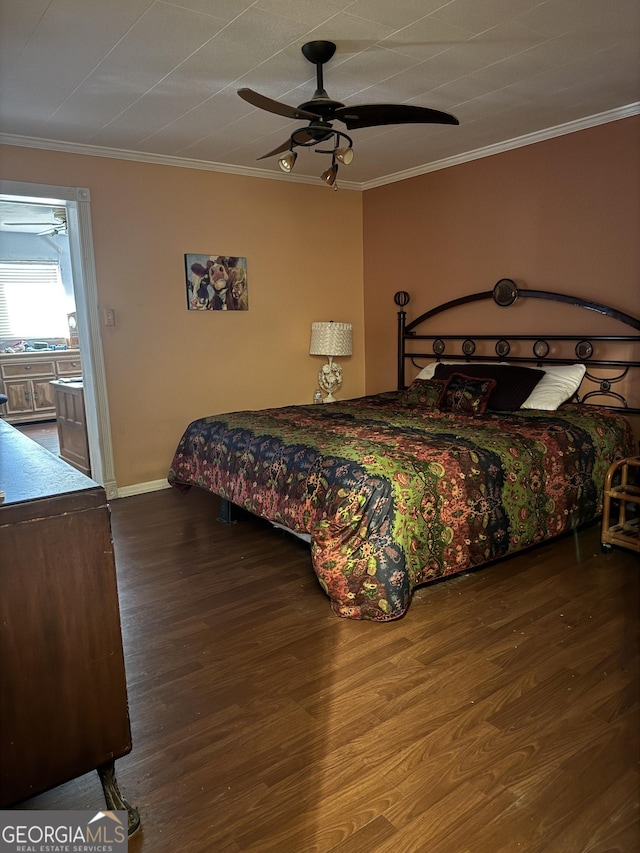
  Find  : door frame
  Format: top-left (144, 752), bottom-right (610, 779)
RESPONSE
top-left (0, 180), bottom-right (117, 498)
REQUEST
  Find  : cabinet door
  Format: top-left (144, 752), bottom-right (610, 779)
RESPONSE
top-left (3, 379), bottom-right (34, 416)
top-left (32, 378), bottom-right (56, 412)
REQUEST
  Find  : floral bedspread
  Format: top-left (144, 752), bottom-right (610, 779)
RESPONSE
top-left (168, 394), bottom-right (633, 621)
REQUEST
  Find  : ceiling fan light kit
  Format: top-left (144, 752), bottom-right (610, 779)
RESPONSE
top-left (278, 150), bottom-right (297, 172)
top-left (239, 40), bottom-right (458, 189)
top-left (335, 146), bottom-right (354, 165)
top-left (321, 163), bottom-right (338, 187)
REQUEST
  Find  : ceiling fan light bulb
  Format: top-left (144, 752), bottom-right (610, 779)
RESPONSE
top-left (278, 151), bottom-right (297, 172)
top-left (321, 164), bottom-right (338, 186)
top-left (335, 146), bottom-right (353, 165)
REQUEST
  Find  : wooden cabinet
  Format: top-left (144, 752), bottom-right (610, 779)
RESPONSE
top-left (50, 379), bottom-right (91, 476)
top-left (3, 374), bottom-right (56, 417)
top-left (0, 420), bottom-right (138, 832)
top-left (0, 350), bottom-right (81, 423)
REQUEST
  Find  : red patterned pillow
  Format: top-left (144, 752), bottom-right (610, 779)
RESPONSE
top-left (402, 378), bottom-right (446, 409)
top-left (433, 363), bottom-right (545, 411)
top-left (439, 373), bottom-right (497, 415)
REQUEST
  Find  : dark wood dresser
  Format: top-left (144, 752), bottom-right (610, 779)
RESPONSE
top-left (0, 420), bottom-right (138, 832)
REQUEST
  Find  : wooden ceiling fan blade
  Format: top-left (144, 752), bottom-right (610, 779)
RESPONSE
top-left (238, 88), bottom-right (321, 121)
top-left (335, 103), bottom-right (459, 130)
top-left (256, 129), bottom-right (316, 160)
top-left (256, 139), bottom-right (292, 160)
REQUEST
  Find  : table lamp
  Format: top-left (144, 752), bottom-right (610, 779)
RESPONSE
top-left (310, 321), bottom-right (353, 402)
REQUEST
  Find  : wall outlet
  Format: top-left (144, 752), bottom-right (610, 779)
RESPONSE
top-left (104, 308), bottom-right (116, 326)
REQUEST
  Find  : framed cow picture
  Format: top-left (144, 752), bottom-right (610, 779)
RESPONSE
top-left (185, 254), bottom-right (248, 311)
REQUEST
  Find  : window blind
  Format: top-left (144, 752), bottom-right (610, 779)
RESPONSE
top-left (0, 260), bottom-right (68, 339)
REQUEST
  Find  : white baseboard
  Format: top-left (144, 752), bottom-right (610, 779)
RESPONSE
top-left (115, 478), bottom-right (172, 498)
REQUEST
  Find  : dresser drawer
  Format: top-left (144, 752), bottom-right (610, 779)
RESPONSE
top-left (1, 360), bottom-right (55, 379)
top-left (56, 357), bottom-right (82, 376)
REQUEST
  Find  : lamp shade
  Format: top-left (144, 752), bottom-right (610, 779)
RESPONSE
top-left (310, 321), bottom-right (353, 357)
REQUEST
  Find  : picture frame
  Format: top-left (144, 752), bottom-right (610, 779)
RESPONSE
top-left (185, 254), bottom-right (248, 311)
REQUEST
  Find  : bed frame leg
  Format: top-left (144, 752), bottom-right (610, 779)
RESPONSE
top-left (217, 498), bottom-right (237, 524)
top-left (97, 760), bottom-right (140, 836)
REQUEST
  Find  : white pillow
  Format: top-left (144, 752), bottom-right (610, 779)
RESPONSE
top-left (520, 363), bottom-right (586, 410)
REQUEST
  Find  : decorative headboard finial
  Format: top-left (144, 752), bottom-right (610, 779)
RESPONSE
top-left (394, 291), bottom-right (410, 307)
top-left (493, 279), bottom-right (518, 307)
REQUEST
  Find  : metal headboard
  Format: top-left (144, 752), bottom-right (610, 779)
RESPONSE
top-left (396, 279), bottom-right (640, 414)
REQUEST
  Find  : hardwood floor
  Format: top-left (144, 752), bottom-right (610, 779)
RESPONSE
top-left (12, 487), bottom-right (640, 852)
top-left (14, 419), bottom-right (60, 455)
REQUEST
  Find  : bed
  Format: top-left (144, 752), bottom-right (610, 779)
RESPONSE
top-left (168, 282), bottom-right (639, 621)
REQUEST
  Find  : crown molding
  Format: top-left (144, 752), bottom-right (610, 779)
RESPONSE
top-left (359, 102), bottom-right (640, 190)
top-left (1, 102), bottom-right (637, 193)
top-left (0, 132), bottom-right (361, 191)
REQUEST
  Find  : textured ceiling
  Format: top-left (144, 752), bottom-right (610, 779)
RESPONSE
top-left (0, 0), bottom-right (639, 189)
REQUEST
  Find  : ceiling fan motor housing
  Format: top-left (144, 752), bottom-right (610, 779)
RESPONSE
top-left (301, 40), bottom-right (337, 65)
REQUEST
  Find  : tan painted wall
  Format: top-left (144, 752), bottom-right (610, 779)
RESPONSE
top-left (3, 115), bottom-right (639, 487)
top-left (363, 115), bottom-right (640, 396)
top-left (0, 147), bottom-right (364, 486)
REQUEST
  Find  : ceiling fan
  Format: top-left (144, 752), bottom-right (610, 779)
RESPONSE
top-left (238, 40), bottom-right (458, 186)
top-left (3, 206), bottom-right (68, 236)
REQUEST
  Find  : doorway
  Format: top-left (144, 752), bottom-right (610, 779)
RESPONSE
top-left (0, 180), bottom-right (117, 498)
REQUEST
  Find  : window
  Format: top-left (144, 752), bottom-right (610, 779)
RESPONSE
top-left (0, 260), bottom-right (69, 339)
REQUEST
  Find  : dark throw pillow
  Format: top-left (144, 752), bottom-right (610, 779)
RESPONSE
top-left (402, 378), bottom-right (446, 409)
top-left (438, 373), bottom-right (496, 415)
top-left (433, 363), bottom-right (545, 411)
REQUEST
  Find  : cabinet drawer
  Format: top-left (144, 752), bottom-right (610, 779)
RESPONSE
top-left (56, 357), bottom-right (82, 376)
top-left (1, 360), bottom-right (55, 379)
